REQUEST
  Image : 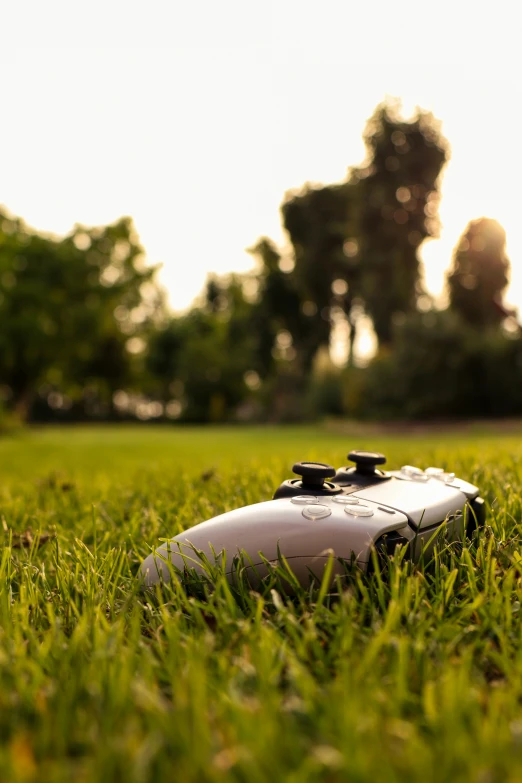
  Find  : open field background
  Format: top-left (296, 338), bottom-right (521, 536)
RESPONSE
top-left (2, 424), bottom-right (522, 782)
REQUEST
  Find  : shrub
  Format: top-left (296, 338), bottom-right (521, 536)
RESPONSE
top-left (353, 310), bottom-right (522, 420)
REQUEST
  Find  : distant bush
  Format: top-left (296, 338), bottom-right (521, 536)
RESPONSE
top-left (0, 402), bottom-right (22, 434)
top-left (304, 370), bottom-right (345, 419)
top-left (354, 311), bottom-right (522, 420)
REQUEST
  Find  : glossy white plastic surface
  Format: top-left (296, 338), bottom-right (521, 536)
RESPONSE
top-left (141, 496), bottom-right (409, 586)
top-left (141, 466), bottom-right (481, 588)
top-left (354, 478), bottom-right (470, 529)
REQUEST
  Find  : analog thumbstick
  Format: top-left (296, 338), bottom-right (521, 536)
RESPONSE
top-left (292, 461), bottom-right (336, 488)
top-left (348, 450), bottom-right (386, 474)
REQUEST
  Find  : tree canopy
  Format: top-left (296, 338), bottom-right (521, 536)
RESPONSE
top-left (0, 210), bottom-right (163, 418)
top-left (448, 218), bottom-right (510, 327)
top-left (1, 98), bottom-right (518, 426)
top-left (353, 102), bottom-right (448, 345)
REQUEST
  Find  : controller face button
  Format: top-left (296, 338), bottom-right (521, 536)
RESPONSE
top-left (400, 465), bottom-right (423, 477)
top-left (425, 467), bottom-right (456, 483)
top-left (291, 495), bottom-right (319, 505)
top-left (344, 504), bottom-right (374, 518)
top-left (332, 496), bottom-right (360, 505)
top-left (302, 504), bottom-right (332, 520)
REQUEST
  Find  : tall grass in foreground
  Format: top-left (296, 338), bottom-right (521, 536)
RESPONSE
top-left (1, 425), bottom-right (522, 782)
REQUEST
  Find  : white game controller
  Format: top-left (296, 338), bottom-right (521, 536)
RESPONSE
top-left (141, 450), bottom-right (485, 588)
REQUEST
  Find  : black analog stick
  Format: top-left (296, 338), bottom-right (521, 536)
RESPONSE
top-left (273, 461), bottom-right (341, 499)
top-left (292, 461), bottom-right (336, 488)
top-left (348, 450), bottom-right (386, 474)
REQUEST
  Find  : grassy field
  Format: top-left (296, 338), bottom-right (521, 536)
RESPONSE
top-left (2, 424), bottom-right (522, 782)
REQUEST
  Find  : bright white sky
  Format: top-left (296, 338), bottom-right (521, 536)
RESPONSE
top-left (2, 0), bottom-right (522, 356)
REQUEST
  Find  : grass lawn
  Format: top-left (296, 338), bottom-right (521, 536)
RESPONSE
top-left (1, 423), bottom-right (522, 782)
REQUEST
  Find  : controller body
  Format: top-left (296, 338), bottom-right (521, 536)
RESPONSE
top-left (141, 452), bottom-right (485, 588)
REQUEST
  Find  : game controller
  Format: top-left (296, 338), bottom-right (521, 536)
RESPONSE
top-left (141, 450), bottom-right (485, 588)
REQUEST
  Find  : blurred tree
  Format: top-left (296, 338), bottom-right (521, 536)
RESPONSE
top-left (277, 100), bottom-right (448, 362)
top-left (146, 274), bottom-right (258, 421)
top-left (353, 101), bottom-right (448, 346)
top-left (447, 218), bottom-right (510, 328)
top-left (247, 237), bottom-right (315, 377)
top-left (281, 183), bottom-right (361, 368)
top-left (145, 319), bottom-right (185, 405)
top-left (358, 309), bottom-right (522, 420)
top-left (245, 237), bottom-right (324, 420)
top-left (0, 209), bottom-right (163, 419)
top-left (204, 275), bottom-right (222, 314)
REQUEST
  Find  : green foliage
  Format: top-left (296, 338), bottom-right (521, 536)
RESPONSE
top-left (448, 218), bottom-right (510, 327)
top-left (303, 369), bottom-right (345, 419)
top-left (0, 400), bottom-right (22, 434)
top-left (247, 238), bottom-right (312, 378)
top-left (276, 98), bottom-right (448, 377)
top-left (0, 99), bottom-right (515, 426)
top-left (0, 209), bottom-right (164, 419)
top-left (147, 276), bottom-right (258, 421)
top-left (2, 425), bottom-right (522, 781)
top-left (281, 183), bottom-right (358, 369)
top-left (358, 310), bottom-right (522, 419)
top-left (354, 102), bottom-right (448, 345)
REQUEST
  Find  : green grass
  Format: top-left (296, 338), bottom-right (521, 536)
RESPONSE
top-left (2, 424), bottom-right (522, 782)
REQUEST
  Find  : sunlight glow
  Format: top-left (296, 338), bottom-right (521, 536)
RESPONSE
top-left (1, 0), bottom-right (521, 346)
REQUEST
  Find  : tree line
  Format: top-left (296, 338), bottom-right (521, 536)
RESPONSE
top-left (0, 99), bottom-right (518, 426)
